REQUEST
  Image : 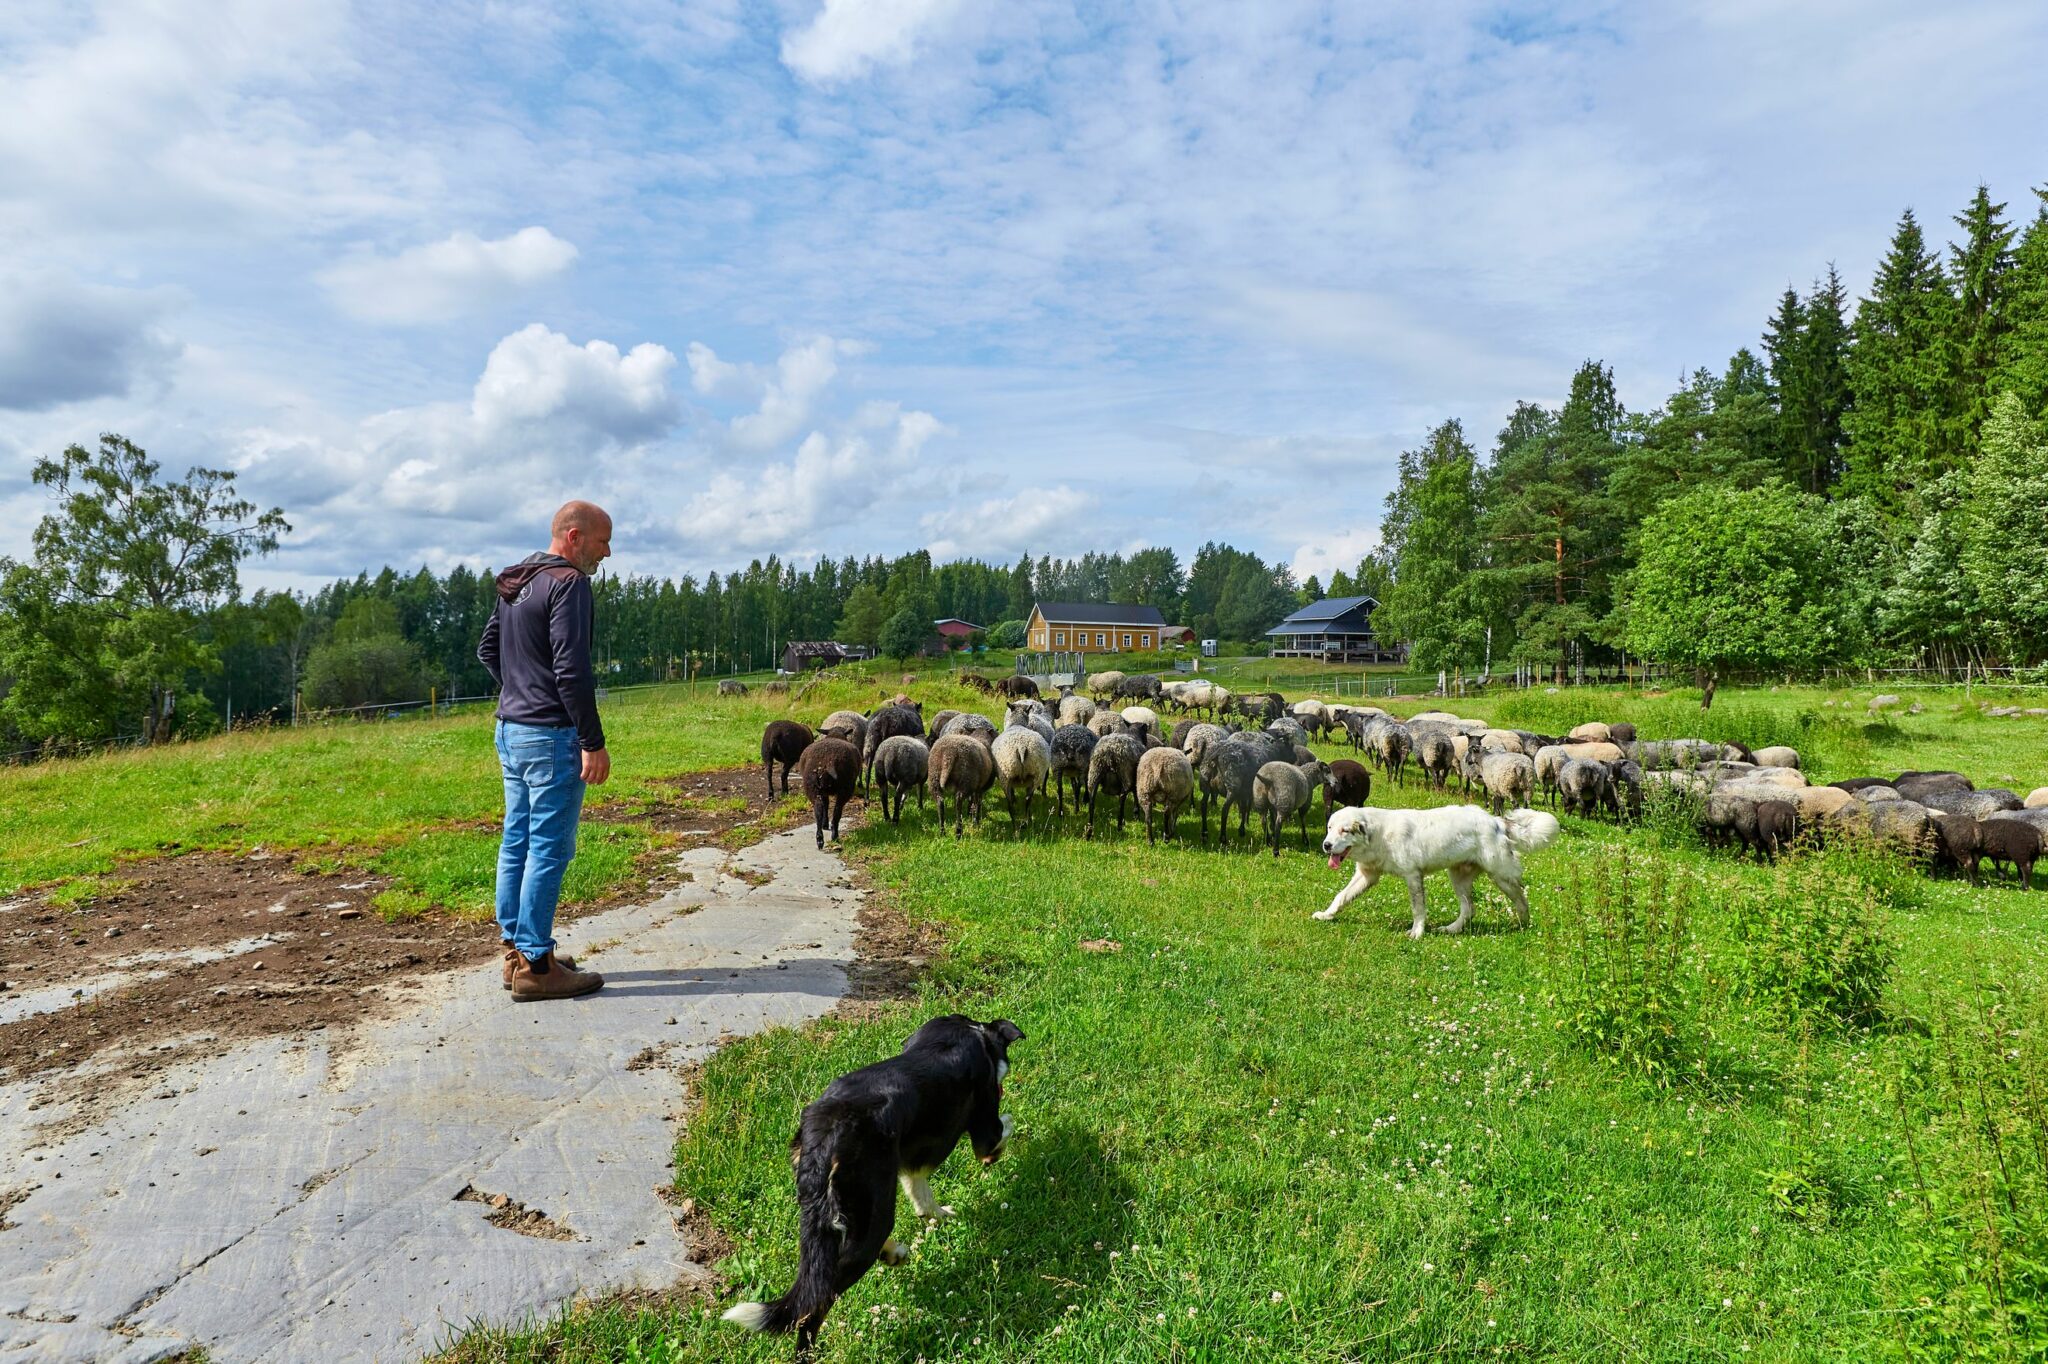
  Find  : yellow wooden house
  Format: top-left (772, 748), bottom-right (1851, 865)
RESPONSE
top-left (1026, 602), bottom-right (1168, 654)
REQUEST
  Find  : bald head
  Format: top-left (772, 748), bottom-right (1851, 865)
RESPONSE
top-left (548, 500), bottom-right (613, 575)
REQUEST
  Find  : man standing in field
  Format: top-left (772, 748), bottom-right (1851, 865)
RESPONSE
top-left (478, 500), bottom-right (613, 1001)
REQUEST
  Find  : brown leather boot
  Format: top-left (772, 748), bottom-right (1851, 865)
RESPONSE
top-left (503, 940), bottom-right (577, 989)
top-left (509, 949), bottom-right (603, 1001)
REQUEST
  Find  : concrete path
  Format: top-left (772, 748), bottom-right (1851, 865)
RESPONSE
top-left (0, 829), bottom-right (862, 1363)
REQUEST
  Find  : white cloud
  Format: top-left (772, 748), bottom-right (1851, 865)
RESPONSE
top-left (470, 323), bottom-right (679, 444)
top-left (687, 335), bottom-right (870, 450)
top-left (317, 227), bottom-right (578, 324)
top-left (781, 0), bottom-right (964, 83)
top-left (678, 403), bottom-right (944, 555)
top-left (922, 485), bottom-right (1093, 560)
top-left (0, 275), bottom-right (181, 411)
top-left (1288, 527), bottom-right (1383, 590)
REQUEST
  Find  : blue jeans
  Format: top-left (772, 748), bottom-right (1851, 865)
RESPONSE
top-left (494, 721), bottom-right (586, 961)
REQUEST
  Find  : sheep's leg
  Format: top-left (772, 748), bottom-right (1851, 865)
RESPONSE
top-left (1315, 863), bottom-right (1376, 921)
top-left (1145, 805), bottom-right (1156, 845)
top-left (830, 793), bottom-right (846, 843)
top-left (1442, 866), bottom-right (1480, 934)
top-left (1404, 875), bottom-right (1431, 940)
top-left (1117, 791), bottom-right (1127, 832)
top-left (764, 761), bottom-right (774, 800)
top-left (1298, 806), bottom-right (1310, 850)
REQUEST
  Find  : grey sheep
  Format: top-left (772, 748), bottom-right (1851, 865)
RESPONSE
top-left (1416, 729), bottom-right (1457, 790)
top-left (1085, 732), bottom-right (1145, 838)
top-left (1057, 694), bottom-right (1097, 728)
top-left (1918, 788), bottom-right (2024, 820)
top-left (1372, 721), bottom-right (1413, 787)
top-left (1199, 732), bottom-right (1282, 848)
top-left (1266, 717), bottom-right (1309, 750)
top-left (1253, 759), bottom-right (1321, 857)
top-left (1048, 723), bottom-right (1099, 816)
top-left (1004, 699), bottom-right (1056, 745)
top-left (872, 734), bottom-right (929, 823)
top-left (1559, 759), bottom-right (1619, 819)
top-left (862, 704), bottom-right (925, 791)
top-left (1477, 752), bottom-right (1536, 816)
top-left (1894, 771), bottom-right (1974, 803)
top-left (929, 733), bottom-right (995, 837)
top-left (940, 712), bottom-right (998, 747)
top-left (717, 678), bottom-right (748, 696)
top-left (1137, 746), bottom-right (1196, 844)
top-left (991, 727), bottom-right (1052, 832)
top-left (819, 709), bottom-right (868, 751)
top-left (1086, 709), bottom-right (1123, 737)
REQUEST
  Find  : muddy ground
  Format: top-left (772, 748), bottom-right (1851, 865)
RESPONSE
top-left (0, 766), bottom-right (820, 1099)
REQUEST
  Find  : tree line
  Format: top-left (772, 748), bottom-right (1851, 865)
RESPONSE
top-left (0, 439), bottom-right (1304, 747)
top-left (8, 179), bottom-right (2045, 744)
top-left (1370, 182), bottom-right (2048, 702)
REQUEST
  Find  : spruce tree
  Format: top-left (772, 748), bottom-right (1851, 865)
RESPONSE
top-left (1945, 184), bottom-right (2018, 450)
top-left (1993, 186), bottom-right (2048, 419)
top-left (1797, 266), bottom-right (1854, 493)
top-left (1373, 421), bottom-right (1487, 672)
top-left (1843, 209), bottom-right (1956, 526)
top-left (1762, 286), bottom-right (1808, 478)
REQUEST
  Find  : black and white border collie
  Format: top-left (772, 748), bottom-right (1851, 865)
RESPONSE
top-left (723, 1014), bottom-right (1024, 1355)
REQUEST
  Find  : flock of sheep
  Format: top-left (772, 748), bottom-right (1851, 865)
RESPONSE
top-left (756, 672), bottom-right (2048, 888)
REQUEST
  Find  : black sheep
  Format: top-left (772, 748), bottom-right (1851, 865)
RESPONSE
top-left (862, 704), bottom-right (925, 792)
top-left (1980, 818), bottom-right (2041, 890)
top-left (1322, 758), bottom-right (1372, 813)
top-left (1608, 721), bottom-right (1637, 745)
top-left (1929, 812), bottom-right (1982, 885)
top-left (1753, 800), bottom-right (1800, 862)
top-left (798, 737), bottom-right (861, 849)
top-left (760, 720), bottom-right (814, 798)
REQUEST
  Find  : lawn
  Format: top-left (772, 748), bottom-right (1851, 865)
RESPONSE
top-left (426, 681), bottom-right (2048, 1363)
top-left (9, 679), bottom-right (2045, 1359)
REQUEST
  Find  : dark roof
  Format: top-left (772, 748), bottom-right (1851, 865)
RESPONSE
top-left (1267, 596), bottom-right (1378, 637)
top-left (783, 641), bottom-right (849, 659)
top-left (1032, 601), bottom-right (1168, 627)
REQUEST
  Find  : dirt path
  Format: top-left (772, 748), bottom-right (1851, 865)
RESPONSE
top-left (0, 824), bottom-right (863, 1363)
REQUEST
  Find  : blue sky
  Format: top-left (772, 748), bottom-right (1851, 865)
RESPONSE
top-left (3, 0), bottom-right (2046, 592)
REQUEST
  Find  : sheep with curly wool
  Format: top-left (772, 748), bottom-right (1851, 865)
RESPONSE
top-left (861, 703), bottom-right (925, 792)
top-left (1085, 732), bottom-right (1145, 838)
top-left (1559, 758), bottom-right (1619, 819)
top-left (1005, 699), bottom-right (1056, 745)
top-left (1416, 729), bottom-right (1457, 791)
top-left (1198, 732), bottom-right (1284, 848)
top-left (1477, 752), bottom-right (1536, 816)
top-left (872, 735), bottom-right (929, 823)
top-left (819, 710), bottom-right (868, 751)
top-left (1137, 746), bottom-right (1196, 844)
top-left (1254, 758), bottom-right (1322, 856)
top-left (1057, 694), bottom-right (1097, 728)
top-left (1047, 723), bottom-right (1098, 816)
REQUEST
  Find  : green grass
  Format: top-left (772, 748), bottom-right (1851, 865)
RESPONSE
top-left (439, 692), bottom-right (2048, 1363)
top-left (13, 680), bottom-right (2048, 1359)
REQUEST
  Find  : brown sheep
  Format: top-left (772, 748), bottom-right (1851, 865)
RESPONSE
top-left (760, 720), bottom-right (814, 798)
top-left (1322, 758), bottom-right (1371, 814)
top-left (797, 737), bottom-right (860, 849)
top-left (1980, 818), bottom-right (2041, 889)
top-left (929, 733), bottom-right (995, 837)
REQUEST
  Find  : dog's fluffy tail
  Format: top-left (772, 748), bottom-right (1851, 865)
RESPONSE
top-left (722, 1136), bottom-right (851, 1350)
top-left (1501, 807), bottom-right (1561, 853)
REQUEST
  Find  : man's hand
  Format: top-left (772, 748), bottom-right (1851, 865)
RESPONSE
top-left (581, 747), bottom-right (611, 785)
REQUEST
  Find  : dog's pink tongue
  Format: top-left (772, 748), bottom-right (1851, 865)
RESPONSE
top-left (1327, 854), bottom-right (1342, 869)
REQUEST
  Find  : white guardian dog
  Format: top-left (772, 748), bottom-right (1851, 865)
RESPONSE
top-left (1316, 804), bottom-right (1560, 938)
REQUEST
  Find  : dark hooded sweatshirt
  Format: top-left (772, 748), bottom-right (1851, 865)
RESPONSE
top-left (477, 553), bottom-right (605, 752)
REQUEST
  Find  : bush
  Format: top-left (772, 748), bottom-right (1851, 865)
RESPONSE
top-left (1547, 851), bottom-right (1706, 1088)
top-left (304, 634), bottom-right (429, 710)
top-left (1732, 859), bottom-right (1896, 1030)
top-left (986, 619), bottom-right (1027, 649)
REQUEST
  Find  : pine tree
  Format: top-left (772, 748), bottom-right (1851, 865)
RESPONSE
top-left (1945, 184), bottom-right (2018, 451)
top-left (1842, 209), bottom-right (1957, 526)
top-left (1994, 186), bottom-right (2048, 419)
